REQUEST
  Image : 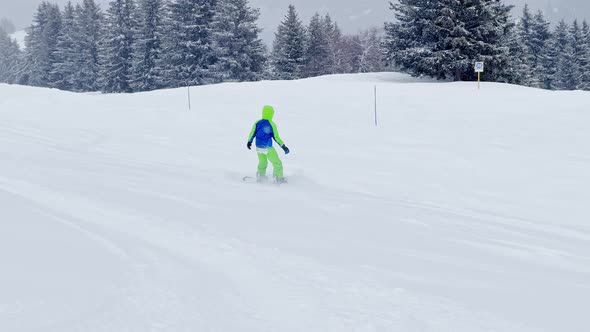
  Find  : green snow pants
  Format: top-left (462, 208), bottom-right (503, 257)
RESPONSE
top-left (257, 147), bottom-right (283, 178)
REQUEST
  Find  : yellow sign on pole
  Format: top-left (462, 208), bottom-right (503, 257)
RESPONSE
top-left (475, 62), bottom-right (484, 89)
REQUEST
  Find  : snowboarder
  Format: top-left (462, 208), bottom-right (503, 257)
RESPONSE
top-left (247, 105), bottom-right (290, 183)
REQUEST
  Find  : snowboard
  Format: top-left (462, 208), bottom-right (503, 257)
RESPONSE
top-left (242, 176), bottom-right (287, 185)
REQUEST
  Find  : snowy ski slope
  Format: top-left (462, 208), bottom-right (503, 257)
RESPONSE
top-left (1, 73), bottom-right (589, 332)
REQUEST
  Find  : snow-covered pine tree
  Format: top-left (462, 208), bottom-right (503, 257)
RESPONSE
top-left (530, 10), bottom-right (552, 88)
top-left (384, 0), bottom-right (514, 81)
top-left (518, 4), bottom-right (533, 34)
top-left (322, 14), bottom-right (342, 74)
top-left (0, 27), bottom-right (22, 84)
top-left (260, 49), bottom-right (276, 80)
top-left (383, 0), bottom-right (439, 77)
top-left (430, 0), bottom-right (471, 80)
top-left (302, 13), bottom-right (331, 78)
top-left (502, 22), bottom-right (533, 86)
top-left (568, 20), bottom-right (587, 90)
top-left (163, 0), bottom-right (217, 87)
top-left (270, 5), bottom-right (306, 80)
top-left (465, 0), bottom-right (514, 82)
top-left (24, 2), bottom-right (62, 87)
top-left (569, 20), bottom-right (590, 90)
top-left (45, 4), bottom-right (64, 87)
top-left (0, 28), bottom-right (11, 80)
top-left (73, 0), bottom-right (103, 91)
top-left (556, 45), bottom-right (578, 90)
top-left (100, 0), bottom-right (137, 93)
top-left (211, 0), bottom-right (266, 82)
top-left (553, 20), bottom-right (578, 90)
top-left (516, 4), bottom-right (535, 73)
top-left (24, 1), bottom-right (52, 86)
top-left (10, 38), bottom-right (22, 84)
top-left (580, 21), bottom-right (590, 90)
top-left (133, 0), bottom-right (166, 91)
top-left (51, 1), bottom-right (77, 91)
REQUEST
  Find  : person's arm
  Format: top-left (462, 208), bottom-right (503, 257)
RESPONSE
top-left (247, 122), bottom-right (258, 150)
top-left (270, 121), bottom-right (284, 146)
top-left (271, 121), bottom-right (289, 154)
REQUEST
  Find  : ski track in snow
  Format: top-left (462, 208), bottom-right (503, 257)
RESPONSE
top-left (1, 73), bottom-right (589, 331)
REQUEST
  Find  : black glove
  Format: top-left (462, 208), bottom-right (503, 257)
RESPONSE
top-left (247, 141), bottom-right (252, 150)
top-left (281, 145), bottom-right (290, 154)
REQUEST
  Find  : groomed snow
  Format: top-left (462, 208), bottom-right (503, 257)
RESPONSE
top-left (1, 73), bottom-right (589, 332)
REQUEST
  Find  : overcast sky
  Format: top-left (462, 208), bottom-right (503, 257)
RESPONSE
top-left (2, 0), bottom-right (590, 42)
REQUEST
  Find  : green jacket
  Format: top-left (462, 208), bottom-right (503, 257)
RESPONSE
top-left (248, 105), bottom-right (284, 148)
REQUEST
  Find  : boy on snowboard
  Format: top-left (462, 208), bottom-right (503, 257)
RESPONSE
top-left (247, 105), bottom-right (290, 183)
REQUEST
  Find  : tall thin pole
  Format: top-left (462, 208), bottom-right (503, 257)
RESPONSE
top-left (478, 72), bottom-right (481, 90)
top-left (187, 82), bottom-right (191, 111)
top-left (374, 85), bottom-right (378, 127)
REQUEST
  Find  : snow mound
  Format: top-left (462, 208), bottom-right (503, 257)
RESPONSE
top-left (310, 71), bottom-right (437, 83)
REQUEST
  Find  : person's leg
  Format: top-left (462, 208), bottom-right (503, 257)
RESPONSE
top-left (267, 147), bottom-right (283, 179)
top-left (257, 150), bottom-right (269, 177)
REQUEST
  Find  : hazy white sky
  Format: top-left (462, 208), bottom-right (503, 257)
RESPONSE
top-left (1, 0), bottom-right (589, 42)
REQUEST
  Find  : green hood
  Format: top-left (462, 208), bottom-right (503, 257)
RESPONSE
top-left (262, 105), bottom-right (275, 120)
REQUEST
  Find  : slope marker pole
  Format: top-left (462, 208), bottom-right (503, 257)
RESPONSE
top-left (187, 82), bottom-right (192, 111)
top-left (374, 85), bottom-right (378, 127)
top-left (478, 72), bottom-right (481, 90)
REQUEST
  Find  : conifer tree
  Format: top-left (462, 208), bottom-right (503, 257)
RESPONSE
top-left (553, 21), bottom-right (578, 90)
top-left (0, 27), bottom-right (22, 84)
top-left (383, 0), bottom-right (439, 77)
top-left (73, 0), bottom-right (103, 91)
top-left (580, 21), bottom-right (590, 90)
top-left (51, 1), bottom-right (77, 90)
top-left (517, 4), bottom-right (535, 71)
top-left (530, 10), bottom-right (552, 88)
top-left (323, 14), bottom-right (343, 74)
top-left (384, 0), bottom-right (514, 81)
top-left (100, 0), bottom-right (137, 93)
top-left (24, 2), bottom-right (62, 87)
top-left (211, 0), bottom-right (266, 82)
top-left (133, 0), bottom-right (166, 91)
top-left (503, 24), bottom-right (533, 85)
top-left (302, 13), bottom-right (331, 78)
top-left (163, 0), bottom-right (217, 87)
top-left (270, 5), bottom-right (306, 80)
top-left (570, 20), bottom-right (590, 90)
